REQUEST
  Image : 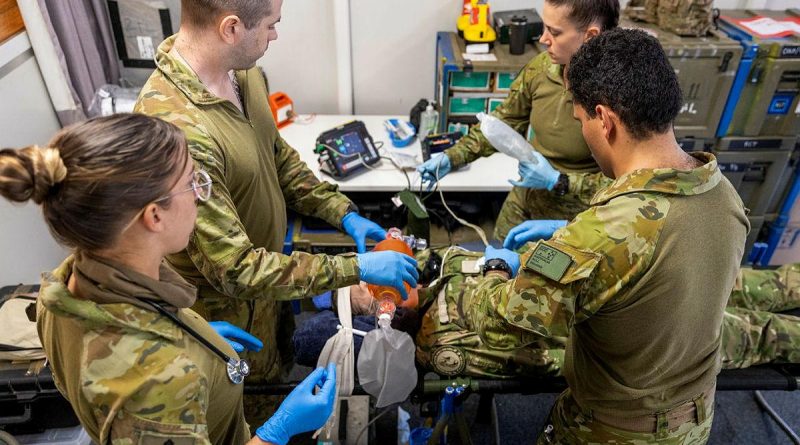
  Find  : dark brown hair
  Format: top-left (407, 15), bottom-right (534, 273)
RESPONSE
top-left (181, 0), bottom-right (273, 29)
top-left (546, 0), bottom-right (620, 31)
top-left (0, 113), bottom-right (188, 251)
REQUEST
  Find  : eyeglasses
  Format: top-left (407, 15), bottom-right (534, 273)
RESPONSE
top-left (154, 169), bottom-right (213, 203)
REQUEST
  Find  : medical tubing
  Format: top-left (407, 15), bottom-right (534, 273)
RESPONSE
top-left (434, 159), bottom-right (489, 247)
top-left (754, 390), bottom-right (800, 445)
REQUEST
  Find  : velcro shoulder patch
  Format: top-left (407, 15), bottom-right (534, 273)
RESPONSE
top-left (524, 241), bottom-right (601, 284)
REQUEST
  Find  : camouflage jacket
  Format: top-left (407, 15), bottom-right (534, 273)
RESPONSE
top-left (444, 51), bottom-right (612, 200)
top-left (464, 152), bottom-right (749, 415)
top-left (135, 35), bottom-right (360, 302)
top-left (36, 257), bottom-right (251, 444)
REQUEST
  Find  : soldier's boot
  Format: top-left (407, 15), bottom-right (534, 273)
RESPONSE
top-left (728, 264), bottom-right (800, 312)
top-left (721, 307), bottom-right (800, 369)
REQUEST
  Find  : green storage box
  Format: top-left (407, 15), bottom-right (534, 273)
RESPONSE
top-left (488, 98), bottom-right (505, 112)
top-left (494, 72), bottom-right (516, 92)
top-left (449, 97), bottom-right (488, 116)
top-left (449, 71), bottom-right (491, 91)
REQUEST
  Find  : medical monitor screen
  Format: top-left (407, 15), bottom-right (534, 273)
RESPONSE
top-left (334, 131), bottom-right (365, 155)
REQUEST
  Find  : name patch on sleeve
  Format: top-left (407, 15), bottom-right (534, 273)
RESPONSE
top-left (526, 243), bottom-right (573, 281)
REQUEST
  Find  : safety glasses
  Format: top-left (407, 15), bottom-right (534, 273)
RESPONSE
top-left (153, 169), bottom-right (213, 203)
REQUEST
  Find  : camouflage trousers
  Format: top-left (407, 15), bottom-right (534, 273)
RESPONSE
top-left (536, 389), bottom-right (713, 444)
top-left (416, 248), bottom-right (800, 378)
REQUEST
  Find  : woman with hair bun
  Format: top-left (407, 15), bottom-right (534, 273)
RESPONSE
top-left (0, 113), bottom-right (336, 445)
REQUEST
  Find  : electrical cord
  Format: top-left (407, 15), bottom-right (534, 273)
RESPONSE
top-left (754, 390), bottom-right (800, 445)
top-left (354, 405), bottom-right (394, 444)
top-left (433, 159), bottom-right (489, 247)
top-left (286, 109), bottom-right (316, 125)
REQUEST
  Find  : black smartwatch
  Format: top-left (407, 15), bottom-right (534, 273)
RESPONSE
top-left (552, 173), bottom-right (569, 197)
top-left (483, 258), bottom-right (512, 276)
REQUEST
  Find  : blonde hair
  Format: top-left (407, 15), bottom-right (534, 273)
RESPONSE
top-left (0, 146), bottom-right (67, 204)
top-left (0, 114), bottom-right (188, 251)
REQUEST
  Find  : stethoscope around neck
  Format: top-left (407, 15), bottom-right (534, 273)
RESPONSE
top-left (138, 298), bottom-right (250, 384)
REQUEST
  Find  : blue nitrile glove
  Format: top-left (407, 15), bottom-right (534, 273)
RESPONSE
top-left (503, 220), bottom-right (568, 251)
top-left (255, 363), bottom-right (337, 445)
top-left (356, 251), bottom-right (419, 300)
top-left (417, 154), bottom-right (452, 190)
top-left (342, 212), bottom-right (387, 253)
top-left (508, 153), bottom-right (561, 190)
top-left (484, 246), bottom-right (521, 278)
top-left (208, 321), bottom-right (263, 353)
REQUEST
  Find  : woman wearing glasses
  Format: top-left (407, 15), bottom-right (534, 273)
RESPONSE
top-left (0, 113), bottom-right (334, 445)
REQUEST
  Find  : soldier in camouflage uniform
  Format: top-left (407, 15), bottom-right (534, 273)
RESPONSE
top-left (418, 0), bottom-right (620, 240)
top-left (135, 0), bottom-right (418, 426)
top-left (417, 250), bottom-right (800, 377)
top-left (419, 0), bottom-right (800, 324)
top-left (0, 114), bottom-right (336, 444)
top-left (427, 29), bottom-right (748, 443)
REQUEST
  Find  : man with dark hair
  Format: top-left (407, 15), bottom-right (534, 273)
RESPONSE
top-left (135, 0), bottom-right (419, 427)
top-left (459, 28), bottom-right (748, 443)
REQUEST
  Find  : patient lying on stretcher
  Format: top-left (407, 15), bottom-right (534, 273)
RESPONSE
top-left (294, 247), bottom-right (800, 378)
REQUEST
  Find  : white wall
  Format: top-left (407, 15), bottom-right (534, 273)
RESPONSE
top-left (0, 32), bottom-right (69, 284)
top-left (259, 0), bottom-right (771, 116)
top-left (257, 1), bottom-right (340, 114)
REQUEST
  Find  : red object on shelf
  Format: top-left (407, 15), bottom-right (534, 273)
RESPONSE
top-left (268, 92), bottom-right (294, 129)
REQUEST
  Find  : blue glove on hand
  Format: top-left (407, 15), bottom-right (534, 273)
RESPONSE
top-left (356, 251), bottom-right (419, 300)
top-left (208, 321), bottom-right (263, 353)
top-left (255, 363), bottom-right (337, 445)
top-left (416, 154), bottom-right (452, 190)
top-left (503, 220), bottom-right (568, 251)
top-left (508, 153), bottom-right (561, 190)
top-left (342, 212), bottom-right (387, 253)
top-left (484, 246), bottom-right (521, 278)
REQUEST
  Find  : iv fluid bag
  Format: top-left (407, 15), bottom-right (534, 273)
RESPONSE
top-left (477, 112), bottom-right (539, 164)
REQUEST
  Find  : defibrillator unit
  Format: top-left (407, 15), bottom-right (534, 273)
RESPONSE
top-left (315, 120), bottom-right (381, 179)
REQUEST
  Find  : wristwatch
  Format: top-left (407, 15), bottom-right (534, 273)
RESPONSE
top-left (552, 173), bottom-right (569, 197)
top-left (483, 258), bottom-right (512, 276)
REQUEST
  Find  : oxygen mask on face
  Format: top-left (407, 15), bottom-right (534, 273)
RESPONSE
top-left (367, 228), bottom-right (425, 312)
top-left (356, 228), bottom-right (420, 407)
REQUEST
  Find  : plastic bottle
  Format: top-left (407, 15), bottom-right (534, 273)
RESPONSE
top-left (419, 104), bottom-right (439, 140)
top-left (367, 228), bottom-right (424, 314)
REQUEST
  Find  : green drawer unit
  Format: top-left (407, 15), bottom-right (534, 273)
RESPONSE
top-left (718, 10), bottom-right (800, 138)
top-left (494, 72), bottom-right (517, 92)
top-left (436, 31), bottom-right (543, 133)
top-left (449, 71), bottom-right (492, 91)
top-left (449, 97), bottom-right (488, 116)
top-left (488, 97), bottom-right (505, 112)
top-left (447, 121), bottom-right (472, 136)
top-left (621, 18), bottom-right (742, 141)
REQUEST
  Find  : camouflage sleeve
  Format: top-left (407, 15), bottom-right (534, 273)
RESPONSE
top-left (465, 193), bottom-right (669, 347)
top-left (274, 135), bottom-right (354, 229)
top-left (565, 171), bottom-right (615, 205)
top-left (444, 58), bottom-right (540, 169)
top-left (81, 329), bottom-right (212, 444)
top-left (184, 123), bottom-right (361, 301)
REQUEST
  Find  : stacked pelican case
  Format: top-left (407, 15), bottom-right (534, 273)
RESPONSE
top-left (434, 13), bottom-right (800, 259)
top-left (0, 285), bottom-right (82, 442)
top-left (715, 10), bottom-right (800, 263)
